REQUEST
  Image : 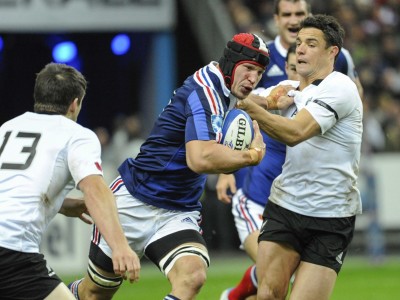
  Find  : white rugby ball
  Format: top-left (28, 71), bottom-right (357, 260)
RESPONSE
top-left (221, 108), bottom-right (254, 151)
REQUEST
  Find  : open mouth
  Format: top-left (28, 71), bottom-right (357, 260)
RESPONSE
top-left (288, 28), bottom-right (299, 34)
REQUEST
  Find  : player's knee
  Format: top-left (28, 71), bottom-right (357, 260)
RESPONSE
top-left (171, 259), bottom-right (207, 295)
top-left (187, 264), bottom-right (207, 291)
top-left (257, 281), bottom-right (288, 300)
top-left (159, 245), bottom-right (210, 277)
top-left (83, 259), bottom-right (122, 299)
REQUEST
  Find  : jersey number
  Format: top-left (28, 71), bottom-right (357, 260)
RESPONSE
top-left (0, 131), bottom-right (41, 170)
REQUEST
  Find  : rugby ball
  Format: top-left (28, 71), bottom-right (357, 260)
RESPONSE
top-left (221, 108), bottom-right (254, 151)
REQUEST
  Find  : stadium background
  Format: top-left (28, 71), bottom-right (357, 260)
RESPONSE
top-left (0, 0), bottom-right (399, 297)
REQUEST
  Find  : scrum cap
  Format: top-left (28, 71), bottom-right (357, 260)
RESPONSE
top-left (219, 33), bottom-right (270, 88)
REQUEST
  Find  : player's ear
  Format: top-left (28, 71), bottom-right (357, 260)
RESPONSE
top-left (68, 97), bottom-right (79, 113)
top-left (330, 45), bottom-right (339, 60)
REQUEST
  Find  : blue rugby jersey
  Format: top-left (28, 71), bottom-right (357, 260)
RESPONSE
top-left (239, 36), bottom-right (360, 206)
top-left (118, 62), bottom-right (232, 211)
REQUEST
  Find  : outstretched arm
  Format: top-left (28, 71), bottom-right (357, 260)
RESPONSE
top-left (237, 99), bottom-right (320, 147)
top-left (78, 175), bottom-right (141, 283)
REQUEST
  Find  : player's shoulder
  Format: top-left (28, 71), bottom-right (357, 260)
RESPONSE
top-left (322, 72), bottom-right (359, 99)
top-left (329, 71), bottom-right (353, 84)
top-left (54, 116), bottom-right (98, 143)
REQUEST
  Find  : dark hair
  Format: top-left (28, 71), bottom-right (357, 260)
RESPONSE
top-left (33, 63), bottom-right (87, 114)
top-left (300, 14), bottom-right (345, 54)
top-left (273, 0), bottom-right (311, 15)
top-left (286, 43), bottom-right (297, 62)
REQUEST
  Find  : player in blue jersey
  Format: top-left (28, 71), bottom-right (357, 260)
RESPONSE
top-left (218, 1), bottom-right (364, 300)
top-left (68, 33), bottom-right (268, 300)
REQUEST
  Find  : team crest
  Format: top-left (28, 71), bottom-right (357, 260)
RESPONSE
top-left (211, 114), bottom-right (223, 133)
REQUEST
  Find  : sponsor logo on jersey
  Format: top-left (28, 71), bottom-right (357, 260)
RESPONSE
top-left (181, 217), bottom-right (194, 224)
top-left (267, 64), bottom-right (285, 77)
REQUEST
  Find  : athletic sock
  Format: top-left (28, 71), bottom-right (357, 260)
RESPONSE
top-left (164, 295), bottom-right (180, 300)
top-left (68, 279), bottom-right (82, 300)
top-left (229, 265), bottom-right (257, 299)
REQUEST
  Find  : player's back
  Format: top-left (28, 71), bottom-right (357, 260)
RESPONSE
top-left (0, 112), bottom-right (99, 253)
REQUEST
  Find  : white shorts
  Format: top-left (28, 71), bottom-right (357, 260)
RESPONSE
top-left (231, 188), bottom-right (264, 248)
top-left (94, 183), bottom-right (204, 260)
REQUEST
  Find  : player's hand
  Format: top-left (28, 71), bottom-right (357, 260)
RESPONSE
top-left (112, 245), bottom-right (141, 283)
top-left (216, 173), bottom-right (236, 204)
top-left (249, 120), bottom-right (266, 166)
top-left (267, 85), bottom-right (295, 110)
top-left (59, 198), bottom-right (93, 225)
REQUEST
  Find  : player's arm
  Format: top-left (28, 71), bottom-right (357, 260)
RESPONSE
top-left (248, 85), bottom-right (295, 110)
top-left (237, 99), bottom-right (320, 147)
top-left (215, 173), bottom-right (237, 204)
top-left (186, 120), bottom-right (265, 174)
top-left (78, 175), bottom-right (141, 283)
top-left (59, 197), bottom-right (92, 224)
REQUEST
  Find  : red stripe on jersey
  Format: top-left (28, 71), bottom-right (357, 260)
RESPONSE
top-left (195, 70), bottom-right (219, 115)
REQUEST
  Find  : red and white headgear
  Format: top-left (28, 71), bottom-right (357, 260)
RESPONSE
top-left (219, 33), bottom-right (270, 88)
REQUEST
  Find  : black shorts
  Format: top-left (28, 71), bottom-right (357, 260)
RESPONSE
top-left (0, 247), bottom-right (62, 300)
top-left (258, 201), bottom-right (356, 274)
top-left (89, 229), bottom-right (207, 272)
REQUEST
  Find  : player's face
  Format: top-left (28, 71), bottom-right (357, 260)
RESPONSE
top-left (285, 52), bottom-right (300, 81)
top-left (275, 0), bottom-right (309, 49)
top-left (231, 63), bottom-right (264, 100)
top-left (295, 28), bottom-right (338, 82)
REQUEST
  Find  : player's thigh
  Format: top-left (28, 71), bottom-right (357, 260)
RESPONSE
top-left (45, 283), bottom-right (75, 300)
top-left (257, 241), bottom-right (299, 291)
top-left (243, 230), bottom-right (260, 262)
top-left (145, 212), bottom-right (210, 277)
top-left (289, 261), bottom-right (337, 300)
top-left (91, 189), bottom-right (160, 262)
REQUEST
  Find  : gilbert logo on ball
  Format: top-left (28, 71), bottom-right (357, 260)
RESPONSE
top-left (221, 109), bottom-right (254, 151)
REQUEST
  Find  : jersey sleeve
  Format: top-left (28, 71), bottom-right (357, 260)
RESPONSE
top-left (67, 127), bottom-right (103, 188)
top-left (185, 88), bottom-right (225, 143)
top-left (304, 74), bottom-right (359, 134)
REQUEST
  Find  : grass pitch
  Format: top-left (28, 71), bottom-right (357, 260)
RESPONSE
top-left (64, 253), bottom-right (400, 299)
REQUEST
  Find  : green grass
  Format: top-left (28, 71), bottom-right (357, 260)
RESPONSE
top-left (64, 254), bottom-right (400, 299)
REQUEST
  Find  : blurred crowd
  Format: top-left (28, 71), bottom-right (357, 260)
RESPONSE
top-left (225, 0), bottom-right (400, 153)
top-left (93, 114), bottom-right (146, 184)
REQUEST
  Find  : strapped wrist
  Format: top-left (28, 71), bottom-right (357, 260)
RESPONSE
top-left (248, 146), bottom-right (264, 165)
